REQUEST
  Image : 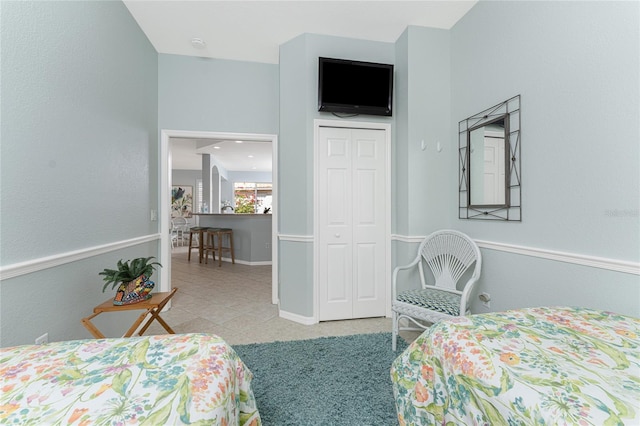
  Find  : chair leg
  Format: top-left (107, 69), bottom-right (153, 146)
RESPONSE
top-left (217, 230), bottom-right (234, 267)
top-left (187, 232), bottom-right (194, 261)
top-left (218, 231), bottom-right (223, 267)
top-left (392, 311), bottom-right (397, 351)
top-left (204, 232), bottom-right (210, 264)
top-left (204, 231), bottom-right (216, 264)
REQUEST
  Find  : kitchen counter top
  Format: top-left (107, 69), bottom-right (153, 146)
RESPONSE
top-left (193, 213), bottom-right (271, 217)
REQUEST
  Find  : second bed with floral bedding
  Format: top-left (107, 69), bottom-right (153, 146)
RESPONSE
top-left (391, 306), bottom-right (640, 425)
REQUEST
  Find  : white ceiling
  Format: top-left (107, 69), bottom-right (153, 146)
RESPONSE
top-left (123, 1), bottom-right (476, 64)
top-left (126, 0), bottom-right (477, 171)
top-left (171, 137), bottom-right (272, 171)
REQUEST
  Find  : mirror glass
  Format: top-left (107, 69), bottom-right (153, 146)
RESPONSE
top-left (468, 116), bottom-right (508, 207)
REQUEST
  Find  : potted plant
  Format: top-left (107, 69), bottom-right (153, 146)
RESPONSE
top-left (99, 257), bottom-right (162, 305)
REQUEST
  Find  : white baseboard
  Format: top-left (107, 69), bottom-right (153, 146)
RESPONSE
top-left (279, 309), bottom-right (316, 325)
top-left (278, 234), bottom-right (314, 242)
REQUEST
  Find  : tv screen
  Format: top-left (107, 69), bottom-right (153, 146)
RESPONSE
top-left (318, 57), bottom-right (393, 117)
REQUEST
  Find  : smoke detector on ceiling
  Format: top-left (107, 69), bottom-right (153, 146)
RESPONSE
top-left (191, 38), bottom-right (206, 49)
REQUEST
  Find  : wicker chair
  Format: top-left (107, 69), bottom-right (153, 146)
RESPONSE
top-left (170, 217), bottom-right (189, 248)
top-left (392, 229), bottom-right (482, 350)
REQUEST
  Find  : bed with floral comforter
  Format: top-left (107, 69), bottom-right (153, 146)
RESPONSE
top-left (0, 333), bottom-right (261, 425)
top-left (391, 307), bottom-right (640, 425)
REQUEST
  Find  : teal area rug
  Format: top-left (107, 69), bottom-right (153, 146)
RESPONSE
top-left (233, 332), bottom-right (408, 426)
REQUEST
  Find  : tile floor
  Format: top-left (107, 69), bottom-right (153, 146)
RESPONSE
top-left (146, 246), bottom-right (420, 346)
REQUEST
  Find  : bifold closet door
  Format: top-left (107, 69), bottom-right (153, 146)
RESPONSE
top-left (318, 126), bottom-right (386, 321)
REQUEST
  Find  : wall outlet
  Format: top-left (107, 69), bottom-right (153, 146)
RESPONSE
top-left (35, 333), bottom-right (49, 345)
top-left (150, 209), bottom-right (158, 221)
top-left (266, 242), bottom-right (271, 249)
top-left (479, 293), bottom-right (491, 308)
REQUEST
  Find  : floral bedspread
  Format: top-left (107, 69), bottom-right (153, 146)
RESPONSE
top-left (391, 307), bottom-right (640, 425)
top-left (0, 333), bottom-right (261, 425)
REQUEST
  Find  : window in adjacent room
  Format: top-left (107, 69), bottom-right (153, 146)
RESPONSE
top-left (234, 182), bottom-right (272, 214)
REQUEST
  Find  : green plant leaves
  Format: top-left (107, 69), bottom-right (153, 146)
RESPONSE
top-left (98, 257), bottom-right (162, 292)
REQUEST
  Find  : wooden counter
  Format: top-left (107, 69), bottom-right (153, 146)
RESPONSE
top-left (193, 214), bottom-right (272, 264)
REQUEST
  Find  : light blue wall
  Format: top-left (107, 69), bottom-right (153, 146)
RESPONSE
top-left (278, 35), bottom-right (314, 317)
top-left (159, 55), bottom-right (278, 215)
top-left (279, 34), bottom-right (395, 236)
top-left (393, 26), bottom-right (453, 273)
top-left (394, 31), bottom-right (410, 238)
top-left (158, 54), bottom-right (279, 134)
top-left (450, 1), bottom-right (639, 315)
top-left (278, 34), bottom-right (309, 235)
top-left (1, 2), bottom-right (636, 347)
top-left (278, 34), bottom-right (395, 318)
top-left (0, 1), bottom-right (159, 346)
top-left (404, 27), bottom-right (452, 236)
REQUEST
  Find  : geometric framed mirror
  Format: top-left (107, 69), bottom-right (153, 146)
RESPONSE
top-left (459, 95), bottom-right (521, 221)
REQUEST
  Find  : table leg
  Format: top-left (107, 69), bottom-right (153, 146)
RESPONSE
top-left (198, 228), bottom-right (204, 263)
top-left (123, 309), bottom-right (153, 337)
top-left (81, 313), bottom-right (106, 338)
top-left (136, 288), bottom-right (178, 336)
top-left (138, 309), bottom-right (176, 335)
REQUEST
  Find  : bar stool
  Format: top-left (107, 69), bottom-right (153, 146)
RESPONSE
top-left (219, 228), bottom-right (235, 267)
top-left (203, 228), bottom-right (221, 265)
top-left (187, 227), bottom-right (207, 263)
top-left (209, 228), bottom-right (235, 267)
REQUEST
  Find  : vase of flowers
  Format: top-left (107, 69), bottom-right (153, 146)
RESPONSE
top-left (99, 257), bottom-right (162, 305)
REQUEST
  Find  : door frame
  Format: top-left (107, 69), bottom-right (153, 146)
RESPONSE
top-left (160, 129), bottom-right (279, 305)
top-left (313, 119), bottom-right (392, 322)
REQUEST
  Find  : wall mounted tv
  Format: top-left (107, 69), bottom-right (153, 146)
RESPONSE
top-left (318, 57), bottom-right (394, 117)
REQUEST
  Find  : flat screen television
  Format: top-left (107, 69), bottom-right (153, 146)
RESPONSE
top-left (318, 57), bottom-right (394, 117)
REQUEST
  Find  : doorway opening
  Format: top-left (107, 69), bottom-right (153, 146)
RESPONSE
top-left (160, 130), bottom-right (279, 306)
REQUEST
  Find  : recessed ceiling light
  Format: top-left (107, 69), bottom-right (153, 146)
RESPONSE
top-left (248, 155), bottom-right (254, 158)
top-left (213, 146), bottom-right (221, 150)
top-left (191, 38), bottom-right (206, 49)
top-left (235, 141), bottom-right (243, 144)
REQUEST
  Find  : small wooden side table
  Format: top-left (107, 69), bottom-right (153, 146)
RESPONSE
top-left (82, 288), bottom-right (178, 339)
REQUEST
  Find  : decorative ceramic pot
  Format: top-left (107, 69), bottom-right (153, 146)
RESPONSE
top-left (113, 275), bottom-right (155, 305)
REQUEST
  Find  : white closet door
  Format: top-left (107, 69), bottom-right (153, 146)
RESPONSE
top-left (318, 126), bottom-right (386, 321)
top-left (483, 136), bottom-right (506, 205)
top-left (351, 129), bottom-right (386, 318)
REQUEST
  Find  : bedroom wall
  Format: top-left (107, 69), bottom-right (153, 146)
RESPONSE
top-left (159, 55), bottom-right (278, 228)
top-left (158, 54), bottom-right (279, 134)
top-left (278, 33), bottom-right (395, 320)
top-left (0, 1), bottom-right (159, 346)
top-left (449, 1), bottom-right (639, 316)
top-left (398, 26), bottom-right (452, 237)
top-left (278, 34), bottom-right (315, 318)
top-left (393, 26), bottom-right (453, 288)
